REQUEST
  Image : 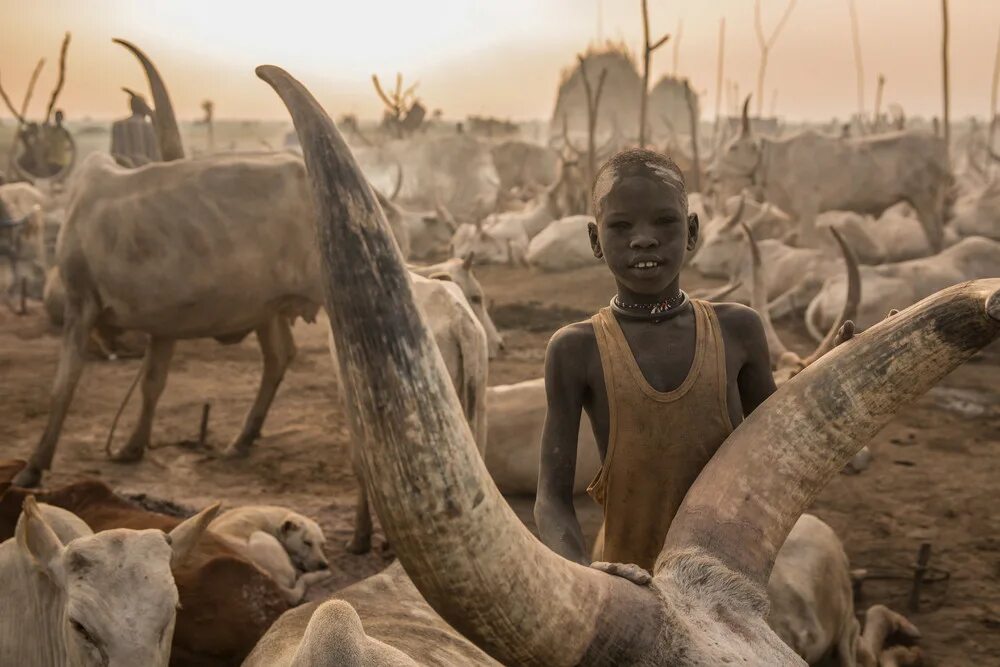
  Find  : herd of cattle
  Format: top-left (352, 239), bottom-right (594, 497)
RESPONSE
top-left (0, 40), bottom-right (998, 667)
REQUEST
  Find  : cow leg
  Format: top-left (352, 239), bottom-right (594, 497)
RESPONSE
top-left (108, 337), bottom-right (176, 462)
top-left (222, 316), bottom-right (296, 458)
top-left (346, 444), bottom-right (373, 554)
top-left (13, 295), bottom-right (99, 487)
top-left (910, 195), bottom-right (945, 253)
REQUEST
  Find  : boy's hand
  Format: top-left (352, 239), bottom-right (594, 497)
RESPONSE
top-left (590, 561), bottom-right (653, 586)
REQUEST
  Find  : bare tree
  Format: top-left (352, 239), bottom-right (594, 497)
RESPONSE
top-left (639, 0), bottom-right (670, 148)
top-left (753, 0), bottom-right (797, 117)
top-left (847, 0), bottom-right (865, 123)
top-left (372, 73), bottom-right (425, 138)
top-left (941, 0), bottom-right (950, 154)
top-left (711, 18), bottom-right (726, 148)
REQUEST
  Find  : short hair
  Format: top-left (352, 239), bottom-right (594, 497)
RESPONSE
top-left (591, 148), bottom-right (687, 218)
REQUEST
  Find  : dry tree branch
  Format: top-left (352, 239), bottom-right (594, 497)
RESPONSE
top-left (754, 0), bottom-right (797, 117)
top-left (20, 59), bottom-right (45, 119)
top-left (576, 54), bottom-right (609, 195)
top-left (0, 72), bottom-right (26, 125)
top-left (672, 19), bottom-right (683, 76)
top-left (941, 0), bottom-right (951, 154)
top-left (988, 26), bottom-right (1000, 158)
top-left (639, 0), bottom-right (670, 148)
top-left (712, 18), bottom-right (725, 149)
top-left (44, 32), bottom-right (71, 123)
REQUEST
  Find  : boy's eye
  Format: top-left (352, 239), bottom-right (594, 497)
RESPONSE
top-left (608, 220), bottom-right (630, 229)
top-left (655, 217), bottom-right (676, 225)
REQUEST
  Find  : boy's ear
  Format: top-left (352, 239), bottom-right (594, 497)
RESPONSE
top-left (686, 212), bottom-right (700, 251)
top-left (587, 221), bottom-right (603, 259)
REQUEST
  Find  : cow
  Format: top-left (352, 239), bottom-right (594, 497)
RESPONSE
top-left (815, 203), bottom-right (936, 266)
top-left (0, 489), bottom-right (217, 667)
top-left (409, 253), bottom-right (504, 358)
top-left (12, 40), bottom-right (486, 488)
top-left (950, 174), bottom-right (1000, 241)
top-left (244, 515), bottom-right (915, 666)
top-left (526, 214), bottom-right (598, 272)
top-left (258, 64), bottom-right (1000, 664)
top-left (691, 193), bottom-right (796, 279)
top-left (209, 505), bottom-right (332, 605)
top-left (0, 473), bottom-right (291, 666)
top-left (805, 236), bottom-right (1000, 339)
top-left (484, 378), bottom-right (602, 496)
top-left (708, 97), bottom-right (952, 251)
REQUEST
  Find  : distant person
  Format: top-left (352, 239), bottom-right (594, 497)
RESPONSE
top-left (41, 110), bottom-right (74, 176)
top-left (111, 88), bottom-right (161, 167)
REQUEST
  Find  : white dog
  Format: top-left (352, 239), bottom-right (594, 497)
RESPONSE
top-left (210, 505), bottom-right (331, 604)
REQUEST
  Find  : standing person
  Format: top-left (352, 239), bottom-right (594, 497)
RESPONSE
top-left (42, 110), bottom-right (74, 177)
top-left (110, 88), bottom-right (161, 167)
top-left (534, 148), bottom-right (777, 580)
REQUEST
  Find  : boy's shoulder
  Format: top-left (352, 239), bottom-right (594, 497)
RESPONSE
top-left (547, 318), bottom-right (599, 356)
top-left (702, 300), bottom-right (766, 339)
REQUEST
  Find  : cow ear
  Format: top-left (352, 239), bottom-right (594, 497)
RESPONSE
top-left (281, 518), bottom-right (297, 534)
top-left (427, 271), bottom-right (453, 282)
top-left (168, 502), bottom-right (220, 569)
top-left (462, 252), bottom-right (475, 271)
top-left (19, 496), bottom-right (66, 578)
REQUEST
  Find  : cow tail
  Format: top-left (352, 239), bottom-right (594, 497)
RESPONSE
top-left (104, 364), bottom-right (143, 456)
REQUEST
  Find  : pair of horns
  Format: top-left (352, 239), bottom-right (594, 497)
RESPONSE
top-left (258, 64), bottom-right (1000, 664)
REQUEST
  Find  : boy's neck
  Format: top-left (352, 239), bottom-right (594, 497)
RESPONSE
top-left (614, 279), bottom-right (682, 306)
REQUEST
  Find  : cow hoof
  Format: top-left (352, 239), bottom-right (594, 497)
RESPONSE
top-left (345, 535), bottom-right (371, 555)
top-left (12, 466), bottom-right (42, 488)
top-left (108, 443), bottom-right (146, 463)
top-left (219, 443), bottom-right (252, 460)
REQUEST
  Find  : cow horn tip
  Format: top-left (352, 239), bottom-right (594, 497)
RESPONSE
top-left (988, 288), bottom-right (1000, 322)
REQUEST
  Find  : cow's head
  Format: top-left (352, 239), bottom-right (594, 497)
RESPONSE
top-left (449, 216), bottom-right (528, 267)
top-left (279, 511), bottom-right (330, 572)
top-left (260, 64), bottom-right (1000, 666)
top-left (425, 253), bottom-right (505, 357)
top-left (16, 497), bottom-right (218, 667)
top-left (708, 96), bottom-right (762, 202)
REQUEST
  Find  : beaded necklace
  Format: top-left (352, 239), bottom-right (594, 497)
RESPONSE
top-left (610, 291), bottom-right (690, 322)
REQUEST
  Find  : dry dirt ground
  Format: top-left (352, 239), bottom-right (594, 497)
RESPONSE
top-left (1, 264), bottom-right (998, 666)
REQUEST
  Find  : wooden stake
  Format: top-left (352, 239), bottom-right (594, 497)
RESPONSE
top-left (712, 18), bottom-right (726, 149)
top-left (847, 0), bottom-right (865, 123)
top-left (988, 27), bottom-right (1000, 160)
top-left (754, 0), bottom-right (797, 117)
top-left (908, 542), bottom-right (932, 612)
top-left (198, 403), bottom-right (211, 447)
top-left (941, 0), bottom-right (951, 156)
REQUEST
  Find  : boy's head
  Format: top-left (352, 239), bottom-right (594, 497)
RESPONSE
top-left (587, 149), bottom-right (698, 296)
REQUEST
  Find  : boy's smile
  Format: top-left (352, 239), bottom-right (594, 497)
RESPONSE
top-left (588, 172), bottom-right (698, 303)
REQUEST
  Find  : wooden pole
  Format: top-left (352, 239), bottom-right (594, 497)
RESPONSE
top-left (847, 0), bottom-right (866, 124)
top-left (639, 0), bottom-right (670, 148)
top-left (941, 0), bottom-right (951, 155)
top-left (754, 0), bottom-right (797, 117)
top-left (685, 79), bottom-right (701, 192)
top-left (988, 27), bottom-right (1000, 159)
top-left (712, 18), bottom-right (726, 149)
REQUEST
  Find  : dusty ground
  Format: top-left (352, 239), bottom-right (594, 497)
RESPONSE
top-left (1, 264), bottom-right (997, 666)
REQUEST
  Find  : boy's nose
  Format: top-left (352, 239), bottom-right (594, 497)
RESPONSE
top-left (629, 235), bottom-right (658, 249)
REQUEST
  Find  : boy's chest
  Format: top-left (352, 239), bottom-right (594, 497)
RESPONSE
top-left (617, 318), bottom-right (698, 392)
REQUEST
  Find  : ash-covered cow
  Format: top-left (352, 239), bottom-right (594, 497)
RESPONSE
top-left (708, 98), bottom-right (952, 251)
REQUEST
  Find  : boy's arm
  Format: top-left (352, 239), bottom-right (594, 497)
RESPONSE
top-left (732, 306), bottom-right (778, 415)
top-left (534, 326), bottom-right (590, 565)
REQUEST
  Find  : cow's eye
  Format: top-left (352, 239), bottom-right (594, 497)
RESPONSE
top-left (303, 540), bottom-right (313, 548)
top-left (470, 295), bottom-right (483, 304)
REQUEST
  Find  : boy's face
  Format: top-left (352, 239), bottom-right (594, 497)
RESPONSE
top-left (588, 174), bottom-right (698, 297)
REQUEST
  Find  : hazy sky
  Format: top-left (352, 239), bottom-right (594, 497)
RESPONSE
top-left (1, 0), bottom-right (998, 123)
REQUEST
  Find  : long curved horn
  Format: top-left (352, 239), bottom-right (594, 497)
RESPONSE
top-left (741, 222), bottom-right (790, 366)
top-left (719, 192), bottom-right (747, 230)
top-left (800, 228), bottom-right (861, 366)
top-left (389, 161), bottom-right (403, 200)
top-left (741, 94), bottom-right (752, 137)
top-left (663, 279), bottom-right (1000, 587)
top-left (255, 64), bottom-right (659, 666)
top-left (113, 38), bottom-right (184, 161)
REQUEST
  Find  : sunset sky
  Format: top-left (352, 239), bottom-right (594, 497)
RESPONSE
top-left (1, 0), bottom-right (998, 123)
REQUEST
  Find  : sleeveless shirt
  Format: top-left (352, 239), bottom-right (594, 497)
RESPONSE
top-left (587, 299), bottom-right (733, 571)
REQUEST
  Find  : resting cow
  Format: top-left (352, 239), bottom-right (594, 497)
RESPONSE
top-left (258, 64), bottom-right (999, 664)
top-left (0, 491), bottom-right (216, 667)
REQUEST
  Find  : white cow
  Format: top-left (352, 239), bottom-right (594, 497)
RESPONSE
top-left (209, 505), bottom-right (331, 605)
top-left (692, 193), bottom-right (796, 279)
top-left (806, 236), bottom-right (1000, 337)
top-left (409, 254), bottom-right (504, 358)
top-left (950, 175), bottom-right (1000, 241)
top-left (484, 378), bottom-right (602, 496)
top-left (526, 215), bottom-right (598, 272)
top-left (0, 496), bottom-right (217, 667)
top-left (815, 203), bottom-right (935, 266)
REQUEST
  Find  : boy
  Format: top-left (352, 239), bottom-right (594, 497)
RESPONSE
top-left (534, 148), bottom-right (776, 579)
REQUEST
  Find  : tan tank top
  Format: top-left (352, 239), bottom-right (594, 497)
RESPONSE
top-left (588, 299), bottom-right (733, 571)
